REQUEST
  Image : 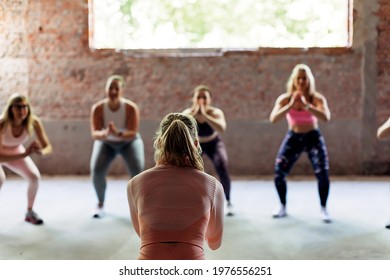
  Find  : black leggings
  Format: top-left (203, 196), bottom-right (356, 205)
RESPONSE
top-left (200, 136), bottom-right (231, 202)
top-left (274, 130), bottom-right (330, 207)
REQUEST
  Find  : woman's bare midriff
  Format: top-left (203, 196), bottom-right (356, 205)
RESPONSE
top-left (289, 123), bottom-right (318, 133)
top-left (198, 131), bottom-right (218, 143)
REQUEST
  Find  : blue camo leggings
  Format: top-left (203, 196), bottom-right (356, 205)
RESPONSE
top-left (274, 129), bottom-right (330, 207)
top-left (200, 135), bottom-right (232, 202)
top-left (90, 134), bottom-right (145, 203)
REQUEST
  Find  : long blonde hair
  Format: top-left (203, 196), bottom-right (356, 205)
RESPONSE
top-left (0, 94), bottom-right (35, 134)
top-left (286, 64), bottom-right (316, 95)
top-left (154, 113), bottom-right (204, 171)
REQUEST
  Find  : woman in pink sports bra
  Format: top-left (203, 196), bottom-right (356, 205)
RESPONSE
top-left (0, 94), bottom-right (53, 225)
top-left (127, 113), bottom-right (224, 260)
top-left (269, 64), bottom-right (332, 223)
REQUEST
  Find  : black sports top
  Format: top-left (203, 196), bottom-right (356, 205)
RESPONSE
top-left (197, 121), bottom-right (215, 137)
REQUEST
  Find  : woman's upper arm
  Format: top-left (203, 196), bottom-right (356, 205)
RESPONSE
top-left (33, 117), bottom-right (52, 149)
top-left (127, 180), bottom-right (140, 236)
top-left (125, 102), bottom-right (140, 132)
top-left (0, 122), bottom-right (4, 149)
top-left (377, 117), bottom-right (390, 139)
top-left (269, 94), bottom-right (288, 123)
top-left (206, 180), bottom-right (224, 250)
top-left (91, 103), bottom-right (103, 132)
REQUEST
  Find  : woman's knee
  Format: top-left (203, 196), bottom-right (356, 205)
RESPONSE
top-left (0, 168), bottom-right (6, 187)
top-left (91, 164), bottom-right (106, 175)
top-left (90, 156), bottom-right (111, 175)
top-left (29, 171), bottom-right (41, 184)
top-left (274, 170), bottom-right (286, 185)
top-left (213, 156), bottom-right (228, 173)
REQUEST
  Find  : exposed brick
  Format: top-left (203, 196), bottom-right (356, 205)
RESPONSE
top-left (0, 0), bottom-right (388, 175)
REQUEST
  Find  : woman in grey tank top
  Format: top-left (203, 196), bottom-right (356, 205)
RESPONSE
top-left (89, 75), bottom-right (145, 218)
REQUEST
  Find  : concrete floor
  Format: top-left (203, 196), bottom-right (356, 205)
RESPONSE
top-left (0, 176), bottom-right (390, 260)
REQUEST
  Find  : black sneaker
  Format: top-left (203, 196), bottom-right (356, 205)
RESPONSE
top-left (25, 210), bottom-right (44, 225)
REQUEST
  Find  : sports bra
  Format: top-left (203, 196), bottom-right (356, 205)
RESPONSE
top-left (197, 121), bottom-right (215, 137)
top-left (286, 108), bottom-right (317, 126)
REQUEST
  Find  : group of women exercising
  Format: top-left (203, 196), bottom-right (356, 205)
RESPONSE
top-left (1, 63), bottom-right (389, 259)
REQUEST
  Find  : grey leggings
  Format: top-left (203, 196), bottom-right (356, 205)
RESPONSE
top-left (90, 134), bottom-right (145, 203)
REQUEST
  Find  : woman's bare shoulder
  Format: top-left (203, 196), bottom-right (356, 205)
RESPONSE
top-left (275, 92), bottom-right (291, 105)
top-left (208, 106), bottom-right (223, 114)
top-left (122, 98), bottom-right (139, 109)
top-left (312, 92), bottom-right (327, 103)
top-left (91, 99), bottom-right (106, 113)
top-left (182, 107), bottom-right (192, 114)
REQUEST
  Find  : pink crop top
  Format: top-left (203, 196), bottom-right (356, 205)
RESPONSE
top-left (286, 109), bottom-right (317, 126)
top-left (128, 164), bottom-right (224, 259)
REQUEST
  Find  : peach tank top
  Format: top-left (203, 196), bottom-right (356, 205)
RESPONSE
top-left (128, 164), bottom-right (224, 260)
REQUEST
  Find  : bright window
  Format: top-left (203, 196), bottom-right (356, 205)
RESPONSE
top-left (89, 0), bottom-right (352, 50)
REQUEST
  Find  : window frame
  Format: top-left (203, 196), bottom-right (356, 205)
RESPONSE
top-left (87, 0), bottom-right (354, 56)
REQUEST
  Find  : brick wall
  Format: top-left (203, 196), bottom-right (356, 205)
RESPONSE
top-left (0, 0), bottom-right (388, 176)
top-left (374, 0), bottom-right (390, 173)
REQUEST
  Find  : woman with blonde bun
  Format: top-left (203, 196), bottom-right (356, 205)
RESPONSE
top-left (127, 113), bottom-right (224, 260)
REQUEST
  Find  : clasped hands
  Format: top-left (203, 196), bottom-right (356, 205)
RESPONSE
top-left (25, 141), bottom-right (42, 156)
top-left (289, 91), bottom-right (309, 109)
top-left (190, 103), bottom-right (208, 122)
top-left (107, 122), bottom-right (122, 137)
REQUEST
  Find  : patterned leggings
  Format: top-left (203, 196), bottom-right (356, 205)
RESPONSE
top-left (274, 129), bottom-right (330, 207)
top-left (200, 135), bottom-right (231, 202)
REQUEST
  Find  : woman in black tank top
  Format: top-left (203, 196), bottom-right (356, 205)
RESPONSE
top-left (182, 85), bottom-right (233, 216)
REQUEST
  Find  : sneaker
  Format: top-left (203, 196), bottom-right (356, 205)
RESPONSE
top-left (92, 207), bottom-right (105, 219)
top-left (25, 210), bottom-right (44, 225)
top-left (226, 201), bottom-right (234, 216)
top-left (385, 220), bottom-right (390, 229)
top-left (272, 205), bottom-right (287, 218)
top-left (321, 207), bottom-right (331, 223)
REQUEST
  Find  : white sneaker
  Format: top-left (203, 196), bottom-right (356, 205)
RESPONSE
top-left (272, 205), bottom-right (287, 218)
top-left (226, 201), bottom-right (234, 216)
top-left (92, 207), bottom-right (105, 219)
top-left (321, 207), bottom-right (331, 223)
